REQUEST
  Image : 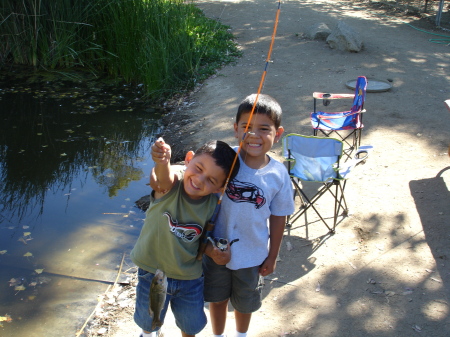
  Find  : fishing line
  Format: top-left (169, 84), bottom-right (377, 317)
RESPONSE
top-left (197, 1), bottom-right (282, 258)
top-left (216, 0), bottom-right (281, 211)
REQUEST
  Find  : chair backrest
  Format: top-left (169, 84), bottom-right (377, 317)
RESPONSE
top-left (351, 76), bottom-right (367, 113)
top-left (283, 134), bottom-right (343, 182)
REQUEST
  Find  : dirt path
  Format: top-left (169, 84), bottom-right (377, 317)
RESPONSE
top-left (89, 1), bottom-right (450, 336)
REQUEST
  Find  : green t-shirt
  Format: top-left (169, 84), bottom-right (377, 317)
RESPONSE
top-left (131, 178), bottom-right (218, 280)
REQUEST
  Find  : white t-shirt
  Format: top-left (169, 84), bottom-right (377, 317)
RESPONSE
top-left (213, 151), bottom-right (295, 270)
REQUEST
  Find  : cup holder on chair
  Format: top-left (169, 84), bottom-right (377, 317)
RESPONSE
top-left (322, 93), bottom-right (331, 106)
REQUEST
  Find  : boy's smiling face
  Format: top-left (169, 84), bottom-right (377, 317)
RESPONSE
top-left (234, 111), bottom-right (284, 167)
top-left (183, 153), bottom-right (226, 200)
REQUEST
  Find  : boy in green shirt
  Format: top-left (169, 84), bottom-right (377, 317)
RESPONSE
top-left (131, 138), bottom-right (239, 337)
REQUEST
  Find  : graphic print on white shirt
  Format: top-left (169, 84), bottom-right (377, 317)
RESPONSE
top-left (225, 179), bottom-right (266, 209)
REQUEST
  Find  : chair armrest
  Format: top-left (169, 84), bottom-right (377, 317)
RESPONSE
top-left (313, 92), bottom-right (354, 100)
top-left (317, 109), bottom-right (365, 119)
top-left (338, 145), bottom-right (374, 178)
top-left (354, 145), bottom-right (373, 161)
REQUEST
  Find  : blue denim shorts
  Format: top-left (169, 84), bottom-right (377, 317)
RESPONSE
top-left (134, 268), bottom-right (207, 335)
top-left (203, 256), bottom-right (263, 314)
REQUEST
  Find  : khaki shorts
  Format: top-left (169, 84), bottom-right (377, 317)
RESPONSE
top-left (203, 256), bottom-right (264, 314)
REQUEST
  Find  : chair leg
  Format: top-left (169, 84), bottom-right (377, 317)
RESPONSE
top-left (286, 179), bottom-right (306, 227)
top-left (287, 179), bottom-right (349, 234)
top-left (299, 183), bottom-right (335, 233)
top-left (331, 181), bottom-right (348, 234)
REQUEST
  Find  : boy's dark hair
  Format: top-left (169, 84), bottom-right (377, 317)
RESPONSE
top-left (236, 93), bottom-right (282, 129)
top-left (194, 140), bottom-right (240, 183)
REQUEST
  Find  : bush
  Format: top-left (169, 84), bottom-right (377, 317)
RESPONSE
top-left (0, 0), bottom-right (241, 100)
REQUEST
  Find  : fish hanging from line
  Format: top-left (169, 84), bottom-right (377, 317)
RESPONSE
top-left (149, 269), bottom-right (168, 331)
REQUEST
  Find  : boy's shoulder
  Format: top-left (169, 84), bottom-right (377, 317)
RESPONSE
top-left (264, 155), bottom-right (289, 173)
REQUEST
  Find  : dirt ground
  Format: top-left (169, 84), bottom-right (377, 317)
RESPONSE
top-left (86, 1), bottom-right (450, 336)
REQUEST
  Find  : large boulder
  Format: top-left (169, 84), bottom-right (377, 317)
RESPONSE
top-left (305, 23), bottom-right (331, 40)
top-left (326, 21), bottom-right (364, 52)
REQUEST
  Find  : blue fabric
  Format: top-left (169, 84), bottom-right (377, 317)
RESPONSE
top-left (283, 134), bottom-right (343, 182)
top-left (311, 76), bottom-right (367, 130)
top-left (311, 110), bottom-right (362, 130)
top-left (134, 268), bottom-right (206, 334)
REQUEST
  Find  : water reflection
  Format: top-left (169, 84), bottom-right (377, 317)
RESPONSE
top-left (0, 71), bottom-right (161, 335)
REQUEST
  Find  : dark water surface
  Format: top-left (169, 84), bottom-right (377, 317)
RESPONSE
top-left (0, 70), bottom-right (162, 336)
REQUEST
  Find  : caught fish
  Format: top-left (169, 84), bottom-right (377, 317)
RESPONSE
top-left (149, 269), bottom-right (168, 330)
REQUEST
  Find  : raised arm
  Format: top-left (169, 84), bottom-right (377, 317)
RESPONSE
top-left (151, 137), bottom-right (177, 198)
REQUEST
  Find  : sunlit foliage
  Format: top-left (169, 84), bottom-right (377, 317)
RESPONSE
top-left (0, 0), bottom-right (241, 100)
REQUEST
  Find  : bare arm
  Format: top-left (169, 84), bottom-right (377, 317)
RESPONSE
top-left (259, 215), bottom-right (286, 276)
top-left (151, 138), bottom-right (176, 198)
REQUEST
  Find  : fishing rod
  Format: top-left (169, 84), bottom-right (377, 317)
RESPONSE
top-left (196, 0), bottom-right (282, 259)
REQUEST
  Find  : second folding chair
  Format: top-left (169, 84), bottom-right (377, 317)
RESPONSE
top-left (283, 133), bottom-right (371, 234)
top-left (310, 76), bottom-right (367, 161)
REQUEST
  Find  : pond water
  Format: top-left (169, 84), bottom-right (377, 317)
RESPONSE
top-left (0, 70), bottom-right (163, 336)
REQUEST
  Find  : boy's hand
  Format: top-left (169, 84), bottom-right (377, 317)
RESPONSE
top-left (259, 255), bottom-right (277, 276)
top-left (205, 241), bottom-right (231, 265)
top-left (151, 137), bottom-right (176, 196)
top-left (151, 137), bottom-right (171, 165)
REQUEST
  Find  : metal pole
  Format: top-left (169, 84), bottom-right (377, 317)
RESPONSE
top-left (436, 0), bottom-right (445, 27)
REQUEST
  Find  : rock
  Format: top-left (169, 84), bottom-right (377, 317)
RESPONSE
top-left (135, 195), bottom-right (150, 211)
top-left (97, 327), bottom-right (108, 335)
top-left (305, 23), bottom-right (331, 40)
top-left (326, 21), bottom-right (364, 52)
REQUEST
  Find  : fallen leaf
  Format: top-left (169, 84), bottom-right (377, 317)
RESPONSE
top-left (0, 250), bottom-right (7, 254)
top-left (23, 252), bottom-right (33, 257)
top-left (18, 237), bottom-right (27, 245)
top-left (97, 327), bottom-right (108, 335)
top-left (35, 269), bottom-right (44, 274)
top-left (15, 285), bottom-right (26, 291)
top-left (412, 325), bottom-right (422, 332)
top-left (23, 232), bottom-right (31, 237)
top-left (316, 282), bottom-right (321, 292)
top-left (0, 314), bottom-right (12, 323)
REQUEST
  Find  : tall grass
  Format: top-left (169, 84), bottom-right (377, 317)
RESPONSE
top-left (0, 0), bottom-right (240, 100)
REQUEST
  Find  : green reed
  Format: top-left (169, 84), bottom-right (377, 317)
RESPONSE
top-left (0, 0), bottom-right (240, 100)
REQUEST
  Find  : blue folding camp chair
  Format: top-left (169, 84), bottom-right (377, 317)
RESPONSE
top-left (283, 133), bottom-right (372, 234)
top-left (311, 76), bottom-right (367, 161)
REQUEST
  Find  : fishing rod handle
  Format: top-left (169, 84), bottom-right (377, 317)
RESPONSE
top-left (196, 221), bottom-right (215, 260)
